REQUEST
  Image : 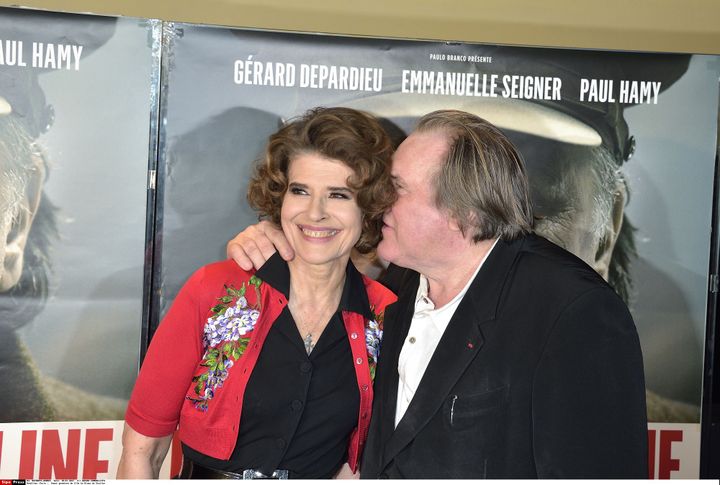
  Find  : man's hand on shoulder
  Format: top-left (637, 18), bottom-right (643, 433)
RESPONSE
top-left (226, 220), bottom-right (294, 270)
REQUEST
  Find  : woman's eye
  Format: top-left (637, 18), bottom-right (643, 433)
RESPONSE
top-left (289, 187), bottom-right (307, 195)
top-left (330, 192), bottom-right (351, 200)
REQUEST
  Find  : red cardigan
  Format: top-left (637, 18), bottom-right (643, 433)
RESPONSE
top-left (125, 259), bottom-right (396, 472)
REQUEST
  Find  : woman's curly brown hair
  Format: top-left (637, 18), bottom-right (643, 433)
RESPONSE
top-left (247, 107), bottom-right (396, 253)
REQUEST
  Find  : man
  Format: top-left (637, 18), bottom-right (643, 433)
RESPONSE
top-left (0, 9), bottom-right (125, 421)
top-left (0, 85), bottom-right (125, 422)
top-left (341, 50), bottom-right (699, 422)
top-left (0, 85), bottom-right (57, 421)
top-left (227, 109), bottom-right (648, 478)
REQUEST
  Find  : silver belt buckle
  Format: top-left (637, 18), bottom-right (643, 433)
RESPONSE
top-left (242, 468), bottom-right (289, 479)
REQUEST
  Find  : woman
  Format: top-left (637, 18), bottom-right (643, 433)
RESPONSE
top-left (117, 107), bottom-right (397, 479)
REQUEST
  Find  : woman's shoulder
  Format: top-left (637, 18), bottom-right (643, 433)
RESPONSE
top-left (195, 258), bottom-right (253, 277)
top-left (184, 259), bottom-right (257, 295)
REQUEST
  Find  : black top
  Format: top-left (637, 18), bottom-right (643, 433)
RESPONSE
top-left (183, 254), bottom-right (369, 478)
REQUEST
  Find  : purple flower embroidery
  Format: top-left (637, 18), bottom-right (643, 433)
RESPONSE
top-left (187, 276), bottom-right (262, 411)
top-left (187, 277), bottom-right (386, 410)
top-left (366, 307), bottom-right (385, 381)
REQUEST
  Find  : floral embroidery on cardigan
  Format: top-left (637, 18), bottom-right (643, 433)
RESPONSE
top-left (186, 275), bottom-right (262, 411)
top-left (187, 275), bottom-right (385, 411)
top-left (366, 306), bottom-right (385, 381)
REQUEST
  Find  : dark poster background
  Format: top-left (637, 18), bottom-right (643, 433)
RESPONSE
top-left (152, 23), bottom-right (720, 478)
top-left (0, 7), bottom-right (159, 479)
top-left (0, 6), bottom-right (718, 479)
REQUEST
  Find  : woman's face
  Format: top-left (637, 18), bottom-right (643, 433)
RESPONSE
top-left (281, 152), bottom-right (363, 268)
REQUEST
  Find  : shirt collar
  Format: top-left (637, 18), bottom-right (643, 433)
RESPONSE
top-left (415, 238), bottom-right (500, 311)
top-left (256, 252), bottom-right (372, 320)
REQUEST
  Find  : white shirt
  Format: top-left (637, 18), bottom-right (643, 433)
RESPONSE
top-left (394, 239), bottom-right (498, 427)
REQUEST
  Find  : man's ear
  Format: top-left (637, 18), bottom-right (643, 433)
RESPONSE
top-left (592, 179), bottom-right (626, 280)
top-left (448, 217), bottom-right (462, 232)
top-left (0, 153), bottom-right (45, 292)
top-left (447, 209), bottom-right (474, 237)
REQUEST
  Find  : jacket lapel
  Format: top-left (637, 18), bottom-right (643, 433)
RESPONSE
top-left (380, 237), bottom-right (525, 469)
top-left (375, 272), bottom-right (418, 453)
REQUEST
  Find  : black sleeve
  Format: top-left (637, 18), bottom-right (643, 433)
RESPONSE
top-left (532, 287), bottom-right (648, 478)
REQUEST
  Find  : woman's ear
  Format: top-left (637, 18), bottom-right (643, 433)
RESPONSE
top-left (0, 153), bottom-right (45, 292)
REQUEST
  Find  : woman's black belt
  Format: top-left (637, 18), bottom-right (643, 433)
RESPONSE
top-left (178, 459), bottom-right (290, 479)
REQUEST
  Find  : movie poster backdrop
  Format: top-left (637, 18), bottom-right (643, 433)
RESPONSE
top-left (0, 8), bottom-right (159, 479)
top-left (153, 24), bottom-right (719, 479)
top-left (0, 8), bottom-right (718, 479)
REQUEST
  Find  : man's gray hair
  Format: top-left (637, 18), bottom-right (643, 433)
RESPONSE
top-left (416, 109), bottom-right (534, 242)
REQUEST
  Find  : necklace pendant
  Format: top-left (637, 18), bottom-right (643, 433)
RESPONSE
top-left (303, 333), bottom-right (314, 355)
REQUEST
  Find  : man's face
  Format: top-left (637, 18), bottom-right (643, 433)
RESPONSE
top-left (533, 166), bottom-right (606, 274)
top-left (0, 160), bottom-right (15, 292)
top-left (0, 144), bottom-right (44, 293)
top-left (516, 135), bottom-right (619, 280)
top-left (378, 130), bottom-right (454, 274)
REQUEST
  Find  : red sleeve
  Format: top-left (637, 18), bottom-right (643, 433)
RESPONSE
top-left (124, 266), bottom-right (209, 437)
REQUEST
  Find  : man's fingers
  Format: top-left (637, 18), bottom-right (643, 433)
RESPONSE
top-left (227, 240), bottom-right (256, 271)
top-left (226, 221), bottom-right (294, 270)
top-left (256, 237), bottom-right (279, 262)
top-left (264, 223), bottom-right (295, 261)
top-left (245, 240), bottom-right (273, 270)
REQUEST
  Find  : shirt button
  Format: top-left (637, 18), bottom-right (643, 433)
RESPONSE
top-left (276, 438), bottom-right (286, 449)
top-left (356, 357), bottom-right (363, 365)
top-left (291, 399), bottom-right (303, 411)
top-left (409, 337), bottom-right (416, 344)
top-left (300, 362), bottom-right (312, 373)
top-left (351, 332), bottom-right (358, 339)
top-left (361, 384), bottom-right (369, 391)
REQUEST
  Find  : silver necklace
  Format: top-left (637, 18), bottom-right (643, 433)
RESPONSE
top-left (303, 333), bottom-right (315, 355)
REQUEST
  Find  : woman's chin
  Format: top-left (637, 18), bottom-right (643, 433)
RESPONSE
top-left (293, 248), bottom-right (350, 268)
